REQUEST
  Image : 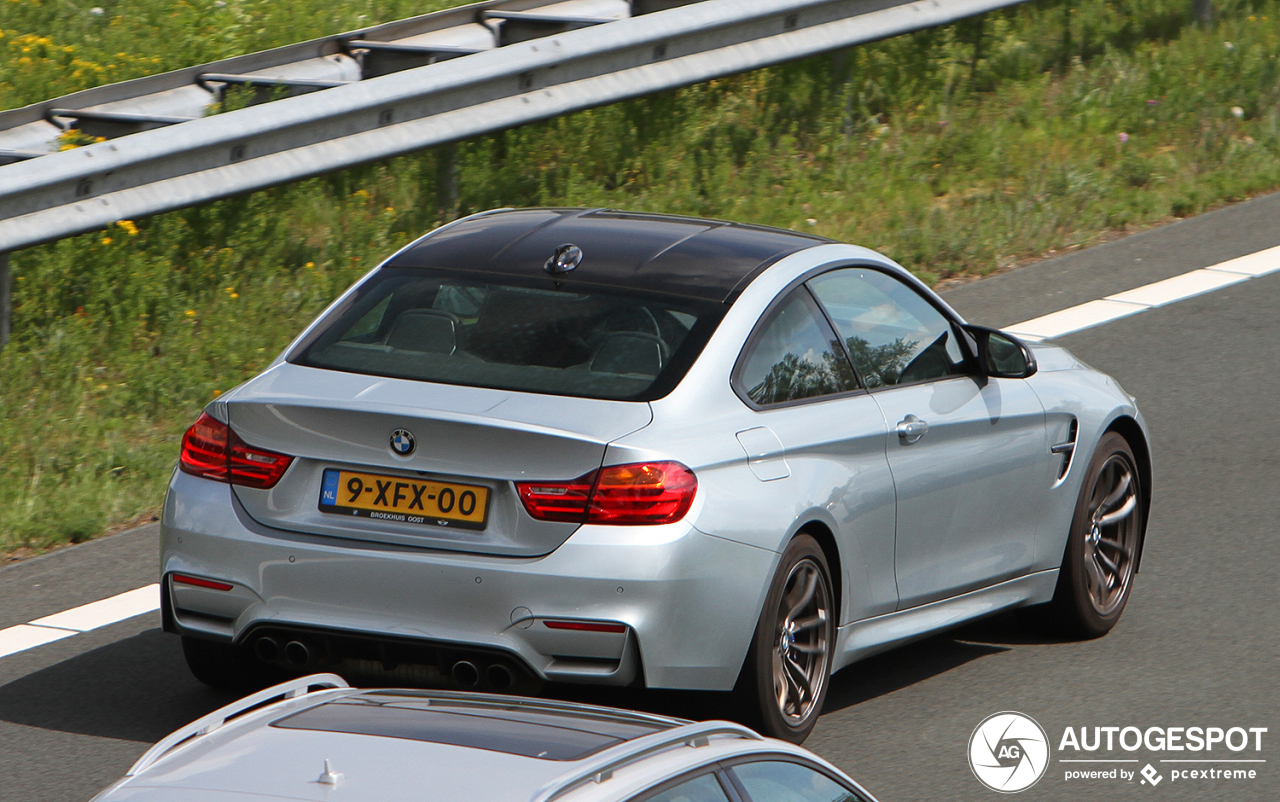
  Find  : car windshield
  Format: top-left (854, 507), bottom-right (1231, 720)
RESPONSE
top-left (291, 268), bottom-right (725, 401)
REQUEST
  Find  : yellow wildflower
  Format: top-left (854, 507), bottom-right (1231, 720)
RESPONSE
top-left (212, 389), bottom-right (222, 397)
top-left (116, 219), bottom-right (138, 235)
top-left (230, 293), bottom-right (239, 299)
top-left (185, 309), bottom-right (195, 317)
top-left (303, 261), bottom-right (315, 269)
top-left (101, 236), bottom-right (112, 245)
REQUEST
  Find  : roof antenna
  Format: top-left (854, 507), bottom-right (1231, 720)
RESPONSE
top-left (545, 243), bottom-right (583, 274)
top-left (317, 759), bottom-right (345, 785)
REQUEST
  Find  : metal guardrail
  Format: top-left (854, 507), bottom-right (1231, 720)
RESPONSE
top-left (0, 0), bottom-right (634, 159)
top-left (0, 0), bottom-right (1028, 253)
top-left (0, 0), bottom-right (1030, 344)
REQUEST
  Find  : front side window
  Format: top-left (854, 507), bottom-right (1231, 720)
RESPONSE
top-left (807, 268), bottom-right (968, 388)
top-left (634, 772), bottom-right (733, 802)
top-left (291, 268), bottom-right (724, 401)
top-left (730, 760), bottom-right (865, 802)
top-left (736, 289), bottom-right (859, 406)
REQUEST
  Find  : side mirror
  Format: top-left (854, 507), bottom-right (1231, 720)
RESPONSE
top-left (966, 325), bottom-right (1037, 379)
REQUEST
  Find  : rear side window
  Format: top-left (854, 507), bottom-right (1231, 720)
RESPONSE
top-left (735, 289), bottom-right (859, 406)
top-left (291, 268), bottom-right (724, 401)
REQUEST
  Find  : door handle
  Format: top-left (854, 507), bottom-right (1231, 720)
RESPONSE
top-left (896, 415), bottom-right (929, 444)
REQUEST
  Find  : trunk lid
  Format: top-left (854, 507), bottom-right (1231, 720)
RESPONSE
top-left (223, 363), bottom-right (652, 556)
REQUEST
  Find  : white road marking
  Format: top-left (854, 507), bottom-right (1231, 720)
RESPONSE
top-left (1204, 244), bottom-right (1280, 276)
top-left (0, 585), bottom-right (160, 660)
top-left (4, 242), bottom-right (1280, 661)
top-left (28, 584), bottom-right (160, 632)
top-left (1005, 299), bottom-right (1146, 340)
top-left (1006, 243), bottom-right (1280, 340)
top-left (0, 624), bottom-right (78, 658)
top-left (1105, 268), bottom-right (1248, 307)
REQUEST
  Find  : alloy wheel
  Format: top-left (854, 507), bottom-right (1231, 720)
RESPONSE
top-left (1082, 454), bottom-right (1140, 616)
top-left (772, 558), bottom-right (831, 725)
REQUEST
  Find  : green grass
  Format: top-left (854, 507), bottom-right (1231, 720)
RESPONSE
top-left (2, 0), bottom-right (1280, 551)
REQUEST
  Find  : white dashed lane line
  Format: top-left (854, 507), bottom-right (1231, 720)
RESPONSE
top-left (3, 242), bottom-right (1280, 662)
top-left (0, 625), bottom-right (79, 658)
top-left (0, 585), bottom-right (159, 658)
top-left (1005, 244), bottom-right (1280, 340)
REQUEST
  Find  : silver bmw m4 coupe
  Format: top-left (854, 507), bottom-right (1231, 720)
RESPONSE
top-left (163, 208), bottom-right (1151, 742)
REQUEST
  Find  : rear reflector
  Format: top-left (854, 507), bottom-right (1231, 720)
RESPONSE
top-left (543, 620), bottom-right (627, 633)
top-left (180, 412), bottom-right (294, 489)
top-left (172, 574), bottom-right (234, 592)
top-left (516, 461), bottom-right (696, 526)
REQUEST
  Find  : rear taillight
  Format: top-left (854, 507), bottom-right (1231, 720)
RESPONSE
top-left (179, 412), bottom-right (229, 481)
top-left (180, 412), bottom-right (293, 489)
top-left (516, 461), bottom-right (697, 526)
top-left (227, 429), bottom-right (293, 488)
top-left (516, 474), bottom-right (595, 523)
top-left (589, 462), bottom-right (697, 524)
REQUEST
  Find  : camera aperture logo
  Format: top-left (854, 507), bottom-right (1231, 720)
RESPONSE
top-left (969, 712), bottom-right (1051, 793)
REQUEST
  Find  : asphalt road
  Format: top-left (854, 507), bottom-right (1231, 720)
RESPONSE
top-left (2, 195), bottom-right (1277, 802)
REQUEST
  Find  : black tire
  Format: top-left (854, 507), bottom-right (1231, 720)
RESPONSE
top-left (182, 636), bottom-right (284, 691)
top-left (1047, 432), bottom-right (1144, 638)
top-left (734, 534), bottom-right (835, 743)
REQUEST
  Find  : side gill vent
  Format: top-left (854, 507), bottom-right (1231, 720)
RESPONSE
top-left (1051, 418), bottom-right (1078, 482)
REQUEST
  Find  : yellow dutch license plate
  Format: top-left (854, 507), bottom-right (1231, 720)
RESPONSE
top-left (319, 468), bottom-right (489, 530)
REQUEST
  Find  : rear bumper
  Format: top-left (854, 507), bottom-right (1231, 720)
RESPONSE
top-left (161, 469), bottom-right (777, 691)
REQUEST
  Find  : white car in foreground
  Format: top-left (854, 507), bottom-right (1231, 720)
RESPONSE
top-left (93, 674), bottom-right (880, 802)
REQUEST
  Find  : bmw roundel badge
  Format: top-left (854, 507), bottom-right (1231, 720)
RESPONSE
top-left (390, 429), bottom-right (415, 455)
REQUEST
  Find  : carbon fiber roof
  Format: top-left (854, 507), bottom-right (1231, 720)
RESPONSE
top-left (389, 208), bottom-right (830, 302)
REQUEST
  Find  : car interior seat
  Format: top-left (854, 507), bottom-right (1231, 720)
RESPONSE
top-left (590, 332), bottom-right (669, 376)
top-left (384, 308), bottom-right (461, 354)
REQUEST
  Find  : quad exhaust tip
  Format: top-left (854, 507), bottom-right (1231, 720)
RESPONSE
top-left (451, 660), bottom-right (479, 687)
top-left (284, 640), bottom-right (313, 668)
top-left (254, 636), bottom-right (280, 663)
top-left (252, 631), bottom-right (522, 689)
top-left (486, 663), bottom-right (514, 690)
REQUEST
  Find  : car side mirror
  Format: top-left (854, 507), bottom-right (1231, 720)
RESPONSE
top-left (966, 325), bottom-right (1037, 379)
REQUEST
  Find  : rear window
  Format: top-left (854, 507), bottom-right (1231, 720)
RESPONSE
top-left (291, 268), bottom-right (725, 401)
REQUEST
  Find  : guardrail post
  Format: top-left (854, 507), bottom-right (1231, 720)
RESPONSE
top-left (1192, 0), bottom-right (1213, 26)
top-left (0, 252), bottom-right (9, 348)
top-left (435, 143), bottom-right (459, 219)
